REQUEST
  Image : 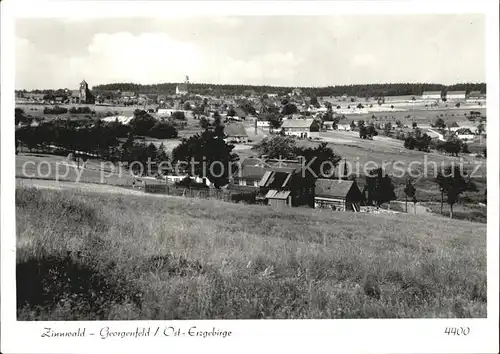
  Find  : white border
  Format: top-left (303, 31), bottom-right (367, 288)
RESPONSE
top-left (1, 1), bottom-right (499, 354)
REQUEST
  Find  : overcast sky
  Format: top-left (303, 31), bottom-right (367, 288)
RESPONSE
top-left (15, 15), bottom-right (485, 90)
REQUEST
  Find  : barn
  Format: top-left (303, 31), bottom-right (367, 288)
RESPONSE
top-left (421, 91), bottom-right (442, 100)
top-left (281, 118), bottom-right (320, 138)
top-left (258, 160), bottom-right (315, 208)
top-left (314, 179), bottom-right (363, 212)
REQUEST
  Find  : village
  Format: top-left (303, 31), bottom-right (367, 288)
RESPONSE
top-left (14, 76), bottom-right (487, 221)
top-left (8, 11), bottom-right (494, 337)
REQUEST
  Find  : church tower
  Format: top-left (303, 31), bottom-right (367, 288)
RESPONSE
top-left (79, 80), bottom-right (88, 103)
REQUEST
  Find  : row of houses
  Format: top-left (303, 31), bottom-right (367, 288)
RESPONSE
top-left (223, 119), bottom-right (322, 142)
top-left (231, 157), bottom-right (363, 210)
top-left (226, 117), bottom-right (352, 142)
top-left (421, 91), bottom-right (486, 101)
top-left (152, 154), bottom-right (363, 211)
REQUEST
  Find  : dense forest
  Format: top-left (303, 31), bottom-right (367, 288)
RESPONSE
top-left (92, 82), bottom-right (487, 98)
top-left (19, 82), bottom-right (486, 98)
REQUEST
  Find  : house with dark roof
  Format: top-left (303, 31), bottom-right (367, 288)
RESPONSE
top-left (224, 123), bottom-right (248, 143)
top-left (70, 90), bottom-right (80, 103)
top-left (468, 91), bottom-right (486, 99)
top-left (281, 118), bottom-right (320, 138)
top-left (233, 107), bottom-right (247, 120)
top-left (231, 158), bottom-right (268, 187)
top-left (257, 159), bottom-right (315, 208)
top-left (229, 157), bottom-right (315, 208)
top-left (243, 89), bottom-right (257, 97)
top-left (157, 94), bottom-right (167, 104)
top-left (314, 178), bottom-right (363, 212)
top-left (252, 101), bottom-right (264, 114)
top-left (447, 121), bottom-right (460, 132)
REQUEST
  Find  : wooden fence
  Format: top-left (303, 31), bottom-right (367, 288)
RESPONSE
top-left (145, 184), bottom-right (233, 202)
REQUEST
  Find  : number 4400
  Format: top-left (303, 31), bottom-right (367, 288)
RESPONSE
top-left (444, 327), bottom-right (470, 336)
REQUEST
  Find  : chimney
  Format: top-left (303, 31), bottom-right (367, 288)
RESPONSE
top-left (254, 118), bottom-right (257, 135)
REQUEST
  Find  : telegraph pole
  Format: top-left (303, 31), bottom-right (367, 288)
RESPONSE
top-left (405, 177), bottom-right (408, 213)
top-left (440, 188), bottom-right (444, 215)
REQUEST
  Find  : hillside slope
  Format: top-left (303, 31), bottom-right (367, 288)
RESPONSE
top-left (16, 187), bottom-right (486, 320)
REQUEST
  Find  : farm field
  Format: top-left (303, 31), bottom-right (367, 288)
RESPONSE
top-left (16, 153), bottom-right (136, 186)
top-left (342, 108), bottom-right (486, 126)
top-left (16, 186), bottom-right (486, 320)
top-left (16, 103), bottom-right (156, 118)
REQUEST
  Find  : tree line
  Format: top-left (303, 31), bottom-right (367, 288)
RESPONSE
top-left (89, 82), bottom-right (486, 98)
top-left (16, 109), bottom-right (179, 161)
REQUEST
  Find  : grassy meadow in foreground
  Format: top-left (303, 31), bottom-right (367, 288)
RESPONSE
top-left (16, 187), bottom-right (487, 320)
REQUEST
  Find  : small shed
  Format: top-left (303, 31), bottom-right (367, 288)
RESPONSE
top-left (258, 163), bottom-right (315, 208)
top-left (314, 179), bottom-right (363, 211)
top-left (259, 170), bottom-right (294, 208)
top-left (265, 189), bottom-right (292, 208)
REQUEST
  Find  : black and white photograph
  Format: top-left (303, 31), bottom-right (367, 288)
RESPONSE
top-left (1, 1), bottom-right (499, 353)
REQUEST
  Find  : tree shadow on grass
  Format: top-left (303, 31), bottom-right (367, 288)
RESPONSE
top-left (17, 251), bottom-right (143, 320)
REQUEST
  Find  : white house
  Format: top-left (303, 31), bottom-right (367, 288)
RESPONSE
top-left (164, 175), bottom-right (212, 187)
top-left (157, 108), bottom-right (176, 116)
top-left (323, 121), bottom-right (335, 131)
top-left (257, 120), bottom-right (270, 128)
top-left (446, 91), bottom-right (467, 101)
top-left (455, 128), bottom-right (475, 141)
top-left (337, 123), bottom-right (352, 131)
top-left (176, 83), bottom-right (188, 95)
top-left (422, 91), bottom-right (442, 100)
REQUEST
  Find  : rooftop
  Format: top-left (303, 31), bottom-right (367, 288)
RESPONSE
top-left (315, 179), bottom-right (356, 199)
top-left (224, 123), bottom-right (248, 137)
top-left (281, 118), bottom-right (316, 128)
